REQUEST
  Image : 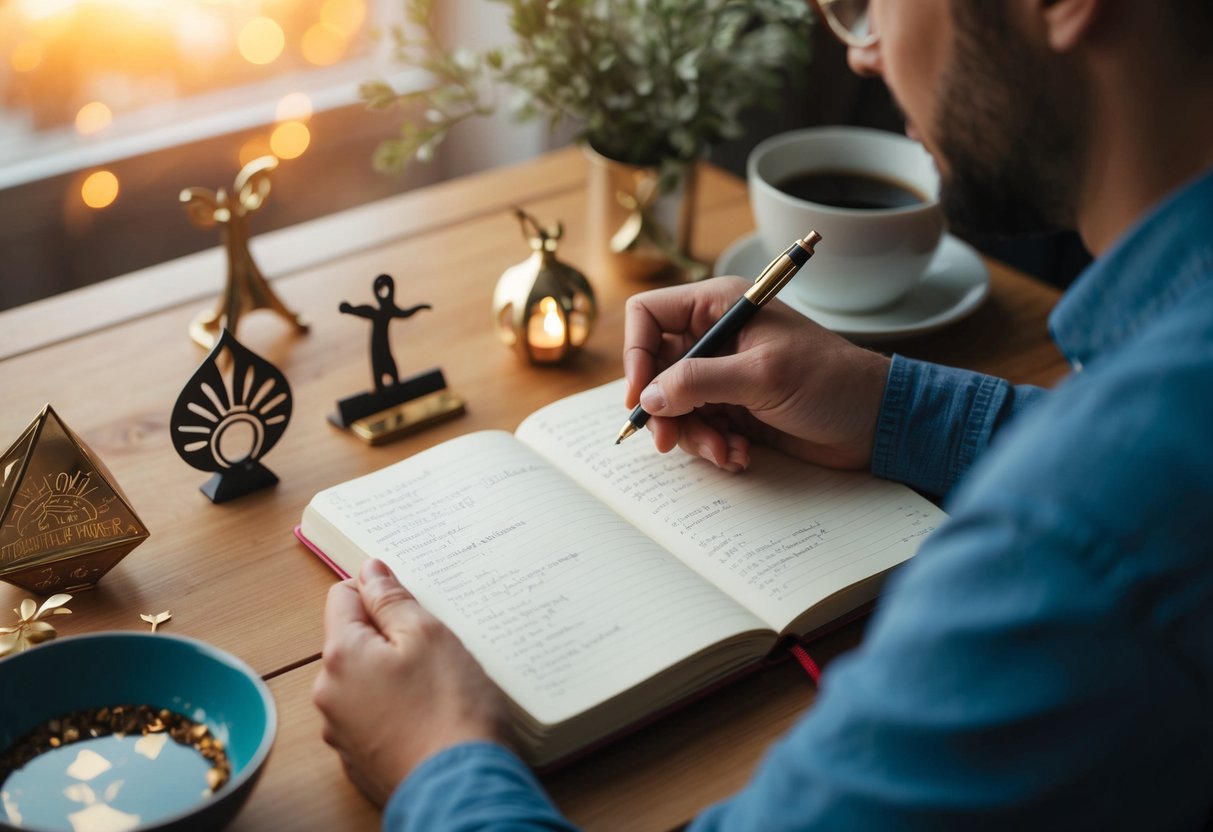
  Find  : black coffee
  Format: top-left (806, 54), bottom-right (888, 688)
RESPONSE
top-left (775, 170), bottom-right (925, 210)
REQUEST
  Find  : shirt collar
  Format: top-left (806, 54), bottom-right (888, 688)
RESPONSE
top-left (1049, 166), bottom-right (1213, 369)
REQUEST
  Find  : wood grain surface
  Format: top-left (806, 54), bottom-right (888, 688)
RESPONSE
top-left (0, 147), bottom-right (1066, 831)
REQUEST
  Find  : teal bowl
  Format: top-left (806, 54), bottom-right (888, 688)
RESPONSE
top-left (0, 632), bottom-right (275, 832)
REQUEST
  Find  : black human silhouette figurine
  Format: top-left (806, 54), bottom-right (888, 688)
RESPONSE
top-left (329, 273), bottom-right (464, 443)
top-left (339, 275), bottom-right (431, 392)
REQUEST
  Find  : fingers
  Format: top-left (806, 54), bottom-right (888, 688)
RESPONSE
top-left (356, 559), bottom-right (425, 642)
top-left (641, 351), bottom-right (772, 419)
top-left (649, 412), bottom-right (752, 472)
top-left (623, 295), bottom-right (669, 408)
top-left (677, 415), bottom-right (752, 472)
top-left (623, 278), bottom-right (747, 407)
top-left (324, 578), bottom-right (371, 640)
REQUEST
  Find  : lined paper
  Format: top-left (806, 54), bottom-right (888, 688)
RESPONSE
top-left (517, 380), bottom-right (944, 632)
top-left (306, 431), bottom-right (767, 725)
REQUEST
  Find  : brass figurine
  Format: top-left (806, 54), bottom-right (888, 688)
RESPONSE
top-left (611, 171), bottom-right (708, 281)
top-left (180, 156), bottom-right (310, 349)
top-left (0, 406), bottom-right (150, 594)
top-left (585, 148), bottom-right (702, 282)
top-left (493, 207), bottom-right (597, 364)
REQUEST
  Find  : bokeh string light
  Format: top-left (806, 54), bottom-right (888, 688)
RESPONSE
top-left (1, 0), bottom-right (369, 225)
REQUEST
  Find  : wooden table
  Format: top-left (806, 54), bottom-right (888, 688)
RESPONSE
top-left (0, 147), bottom-right (1068, 831)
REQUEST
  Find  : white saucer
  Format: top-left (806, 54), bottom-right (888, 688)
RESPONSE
top-left (715, 232), bottom-right (990, 342)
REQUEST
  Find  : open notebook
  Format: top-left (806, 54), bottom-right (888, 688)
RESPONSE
top-left (298, 379), bottom-right (946, 767)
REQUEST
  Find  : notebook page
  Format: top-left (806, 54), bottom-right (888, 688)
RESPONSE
top-left (516, 381), bottom-right (945, 632)
top-left (305, 430), bottom-right (768, 726)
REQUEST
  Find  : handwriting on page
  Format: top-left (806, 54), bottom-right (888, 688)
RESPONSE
top-left (521, 402), bottom-right (937, 616)
top-left (314, 433), bottom-right (762, 720)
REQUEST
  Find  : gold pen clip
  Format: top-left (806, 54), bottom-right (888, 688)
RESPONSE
top-left (744, 231), bottom-right (822, 306)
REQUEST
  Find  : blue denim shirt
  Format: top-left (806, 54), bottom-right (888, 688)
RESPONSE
top-left (384, 167), bottom-right (1213, 831)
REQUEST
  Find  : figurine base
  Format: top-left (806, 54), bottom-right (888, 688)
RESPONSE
top-left (200, 459), bottom-right (279, 504)
top-left (332, 368), bottom-right (450, 427)
top-left (329, 389), bottom-right (466, 446)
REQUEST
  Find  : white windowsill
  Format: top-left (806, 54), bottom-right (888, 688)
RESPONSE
top-left (0, 62), bottom-right (428, 191)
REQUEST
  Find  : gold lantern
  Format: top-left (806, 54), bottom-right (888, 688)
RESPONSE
top-left (493, 208), bottom-right (597, 363)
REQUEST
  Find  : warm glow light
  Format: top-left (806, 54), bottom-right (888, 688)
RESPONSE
top-left (239, 135), bottom-right (274, 167)
top-left (321, 0), bottom-right (366, 36)
top-left (238, 16), bottom-right (285, 66)
top-left (528, 297), bottom-right (566, 349)
top-left (543, 309), bottom-right (563, 338)
top-left (300, 22), bottom-right (346, 66)
top-left (17, 0), bottom-right (76, 22)
top-left (270, 121), bottom-right (310, 159)
top-left (81, 170), bottom-right (120, 209)
top-left (275, 92), bottom-right (313, 123)
top-left (174, 7), bottom-right (229, 56)
top-left (75, 102), bottom-right (113, 136)
top-left (10, 41), bottom-right (43, 73)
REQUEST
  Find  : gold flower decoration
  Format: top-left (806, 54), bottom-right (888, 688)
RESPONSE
top-left (0, 594), bottom-right (73, 657)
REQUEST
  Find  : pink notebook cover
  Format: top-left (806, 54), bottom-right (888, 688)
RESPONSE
top-left (294, 526), bottom-right (350, 579)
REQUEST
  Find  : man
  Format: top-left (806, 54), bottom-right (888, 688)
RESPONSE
top-left (314, 0), bottom-right (1213, 827)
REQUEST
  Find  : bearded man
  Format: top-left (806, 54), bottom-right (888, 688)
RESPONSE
top-left (315, 1), bottom-right (1213, 828)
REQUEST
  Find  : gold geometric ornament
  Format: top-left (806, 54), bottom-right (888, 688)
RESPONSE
top-left (0, 405), bottom-right (150, 594)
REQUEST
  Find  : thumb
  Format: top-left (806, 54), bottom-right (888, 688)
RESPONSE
top-left (640, 353), bottom-right (768, 417)
top-left (357, 559), bottom-right (419, 640)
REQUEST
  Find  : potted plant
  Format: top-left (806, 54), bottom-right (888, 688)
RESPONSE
top-left (363, 0), bottom-right (813, 280)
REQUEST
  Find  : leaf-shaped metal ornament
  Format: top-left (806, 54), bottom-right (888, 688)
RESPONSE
top-left (170, 329), bottom-right (292, 503)
top-left (140, 610), bottom-right (171, 632)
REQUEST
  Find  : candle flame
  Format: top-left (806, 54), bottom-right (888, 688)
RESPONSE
top-left (540, 297), bottom-right (564, 339)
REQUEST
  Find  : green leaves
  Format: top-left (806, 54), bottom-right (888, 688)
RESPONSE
top-left (360, 80), bottom-right (400, 111)
top-left (365, 0), bottom-right (813, 172)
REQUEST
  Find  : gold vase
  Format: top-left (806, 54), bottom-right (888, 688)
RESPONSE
top-left (583, 144), bottom-right (705, 282)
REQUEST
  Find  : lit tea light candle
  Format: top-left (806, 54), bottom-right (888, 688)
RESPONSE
top-left (493, 209), bottom-right (596, 365)
top-left (527, 297), bottom-right (566, 350)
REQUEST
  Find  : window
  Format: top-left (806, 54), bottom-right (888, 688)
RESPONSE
top-left (0, 0), bottom-right (440, 310)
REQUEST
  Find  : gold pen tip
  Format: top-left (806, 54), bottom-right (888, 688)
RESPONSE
top-left (616, 422), bottom-right (638, 444)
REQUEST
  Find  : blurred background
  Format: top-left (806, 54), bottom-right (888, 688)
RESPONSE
top-left (0, 0), bottom-right (1087, 313)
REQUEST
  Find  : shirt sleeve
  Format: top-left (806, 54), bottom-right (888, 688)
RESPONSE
top-left (685, 494), bottom-right (1210, 831)
top-left (870, 354), bottom-right (1047, 498)
top-left (383, 741), bottom-right (575, 832)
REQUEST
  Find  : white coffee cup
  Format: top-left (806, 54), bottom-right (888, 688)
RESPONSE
top-left (747, 126), bottom-right (944, 313)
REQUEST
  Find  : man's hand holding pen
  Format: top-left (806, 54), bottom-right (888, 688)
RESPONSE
top-left (620, 275), bottom-right (893, 474)
top-left (616, 233), bottom-right (821, 444)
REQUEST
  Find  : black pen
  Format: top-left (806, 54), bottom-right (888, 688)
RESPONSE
top-left (616, 230), bottom-right (823, 445)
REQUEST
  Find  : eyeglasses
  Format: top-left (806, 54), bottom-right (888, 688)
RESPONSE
top-left (808, 0), bottom-right (878, 48)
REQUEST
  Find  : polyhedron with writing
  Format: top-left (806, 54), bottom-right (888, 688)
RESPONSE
top-left (0, 405), bottom-right (150, 593)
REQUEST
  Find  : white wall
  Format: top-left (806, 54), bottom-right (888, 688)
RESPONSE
top-left (433, 0), bottom-right (570, 178)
